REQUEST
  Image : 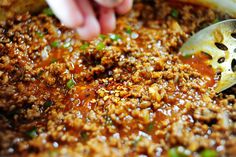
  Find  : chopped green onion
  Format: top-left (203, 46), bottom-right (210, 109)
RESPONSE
top-left (200, 149), bottom-right (217, 157)
top-left (51, 41), bottom-right (60, 48)
top-left (171, 9), bottom-right (179, 19)
top-left (80, 131), bottom-right (88, 140)
top-left (168, 148), bottom-right (180, 157)
top-left (168, 147), bottom-right (188, 157)
top-left (147, 122), bottom-right (154, 132)
top-left (125, 27), bottom-right (132, 34)
top-left (67, 79), bottom-right (75, 89)
top-left (99, 34), bottom-right (106, 40)
top-left (44, 100), bottom-right (53, 108)
top-left (43, 8), bottom-right (54, 16)
top-left (110, 34), bottom-right (120, 41)
top-left (63, 42), bottom-right (71, 48)
top-left (36, 31), bottom-right (44, 38)
top-left (96, 42), bottom-right (105, 50)
top-left (26, 127), bottom-right (38, 138)
top-left (51, 58), bottom-right (57, 64)
top-left (80, 43), bottom-right (89, 50)
top-left (48, 150), bottom-right (58, 157)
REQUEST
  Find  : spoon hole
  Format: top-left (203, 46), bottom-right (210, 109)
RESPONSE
top-left (234, 48), bottom-right (236, 53)
top-left (217, 57), bottom-right (225, 63)
top-left (215, 71), bottom-right (222, 81)
top-left (231, 33), bottom-right (236, 39)
top-left (232, 59), bottom-right (236, 72)
top-left (201, 51), bottom-right (212, 60)
top-left (215, 42), bottom-right (228, 51)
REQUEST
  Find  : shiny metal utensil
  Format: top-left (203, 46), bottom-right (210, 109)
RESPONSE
top-left (180, 19), bottom-right (236, 93)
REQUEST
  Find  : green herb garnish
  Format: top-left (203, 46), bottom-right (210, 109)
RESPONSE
top-left (43, 8), bottom-right (54, 16)
top-left (168, 147), bottom-right (188, 157)
top-left (125, 27), bottom-right (132, 34)
top-left (200, 149), bottom-right (217, 157)
top-left (67, 79), bottom-right (75, 89)
top-left (80, 131), bottom-right (88, 140)
top-left (36, 31), bottom-right (44, 38)
top-left (63, 42), bottom-right (71, 48)
top-left (171, 9), bottom-right (179, 19)
top-left (110, 34), bottom-right (120, 41)
top-left (99, 34), bottom-right (106, 40)
top-left (96, 42), bottom-right (105, 50)
top-left (147, 122), bottom-right (154, 132)
top-left (48, 150), bottom-right (58, 157)
top-left (80, 43), bottom-right (89, 50)
top-left (51, 41), bottom-right (60, 48)
top-left (44, 100), bottom-right (53, 108)
top-left (51, 58), bottom-right (57, 64)
top-left (26, 127), bottom-right (38, 138)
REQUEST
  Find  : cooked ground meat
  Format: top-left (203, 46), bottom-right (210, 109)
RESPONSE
top-left (0, 1), bottom-right (235, 157)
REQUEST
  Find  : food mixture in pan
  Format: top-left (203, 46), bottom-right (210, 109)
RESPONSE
top-left (0, 1), bottom-right (236, 156)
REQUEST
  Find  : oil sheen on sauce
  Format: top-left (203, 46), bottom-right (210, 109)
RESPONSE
top-left (180, 52), bottom-right (216, 88)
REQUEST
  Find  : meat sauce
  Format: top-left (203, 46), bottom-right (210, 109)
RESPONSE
top-left (0, 1), bottom-right (235, 157)
top-left (180, 53), bottom-right (216, 87)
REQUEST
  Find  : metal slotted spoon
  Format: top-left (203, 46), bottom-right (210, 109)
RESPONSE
top-left (180, 19), bottom-right (236, 93)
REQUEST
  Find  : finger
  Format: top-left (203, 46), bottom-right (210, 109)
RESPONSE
top-left (116, 0), bottom-right (133, 15)
top-left (76, 0), bottom-right (100, 40)
top-left (76, 16), bottom-right (101, 40)
top-left (99, 7), bottom-right (116, 34)
top-left (46, 0), bottom-right (83, 28)
top-left (94, 0), bottom-right (123, 8)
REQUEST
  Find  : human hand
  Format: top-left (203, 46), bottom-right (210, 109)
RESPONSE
top-left (46, 0), bottom-right (133, 40)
